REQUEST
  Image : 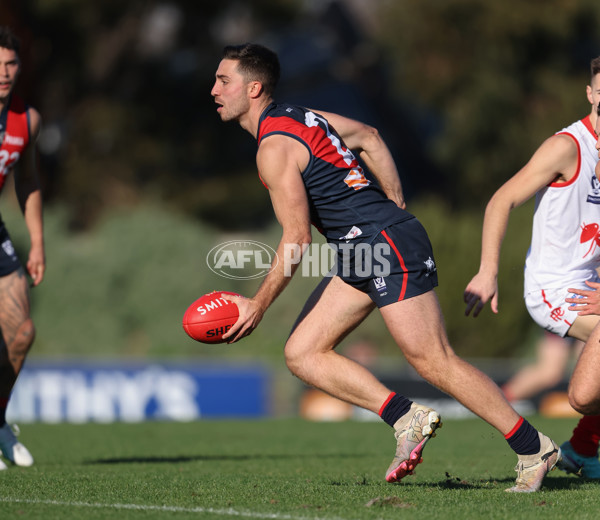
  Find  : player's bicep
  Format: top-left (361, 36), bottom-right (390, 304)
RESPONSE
top-left (494, 135), bottom-right (579, 208)
top-left (257, 138), bottom-right (311, 232)
top-left (309, 109), bottom-right (369, 150)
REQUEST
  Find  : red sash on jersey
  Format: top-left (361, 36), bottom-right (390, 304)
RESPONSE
top-left (0, 94), bottom-right (30, 192)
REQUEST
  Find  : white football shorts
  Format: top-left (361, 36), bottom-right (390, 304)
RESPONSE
top-left (525, 278), bottom-right (599, 337)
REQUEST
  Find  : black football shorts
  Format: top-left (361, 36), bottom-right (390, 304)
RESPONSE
top-left (0, 224), bottom-right (22, 277)
top-left (336, 218), bottom-right (438, 308)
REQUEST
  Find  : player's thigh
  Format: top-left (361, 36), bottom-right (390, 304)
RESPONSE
top-left (287, 275), bottom-right (375, 355)
top-left (379, 289), bottom-right (450, 362)
top-left (0, 268), bottom-right (30, 316)
top-left (568, 314), bottom-right (600, 342)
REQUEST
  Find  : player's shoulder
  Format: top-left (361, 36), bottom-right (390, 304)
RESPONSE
top-left (538, 131), bottom-right (580, 160)
top-left (259, 102), bottom-right (311, 145)
top-left (8, 94), bottom-right (42, 137)
top-left (261, 102), bottom-right (306, 123)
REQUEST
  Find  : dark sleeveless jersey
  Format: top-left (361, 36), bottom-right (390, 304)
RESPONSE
top-left (0, 94), bottom-right (30, 193)
top-left (256, 103), bottom-right (412, 244)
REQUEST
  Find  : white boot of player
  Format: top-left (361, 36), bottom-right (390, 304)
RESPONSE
top-left (0, 423), bottom-right (34, 467)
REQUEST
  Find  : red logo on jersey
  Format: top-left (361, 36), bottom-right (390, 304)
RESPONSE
top-left (580, 222), bottom-right (600, 258)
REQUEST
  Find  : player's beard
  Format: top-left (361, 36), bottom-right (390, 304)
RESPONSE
top-left (220, 95), bottom-right (250, 123)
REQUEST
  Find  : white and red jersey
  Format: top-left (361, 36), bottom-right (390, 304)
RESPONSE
top-left (0, 94), bottom-right (31, 193)
top-left (524, 115), bottom-right (600, 295)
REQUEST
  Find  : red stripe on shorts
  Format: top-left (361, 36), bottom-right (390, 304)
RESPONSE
top-left (381, 230), bottom-right (408, 301)
top-left (541, 289), bottom-right (553, 309)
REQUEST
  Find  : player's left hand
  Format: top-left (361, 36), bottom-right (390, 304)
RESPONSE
top-left (566, 281), bottom-right (600, 316)
top-left (27, 248), bottom-right (45, 287)
top-left (220, 293), bottom-right (265, 343)
top-left (464, 272), bottom-right (499, 317)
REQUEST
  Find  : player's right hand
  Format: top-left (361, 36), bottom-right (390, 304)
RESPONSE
top-left (27, 247), bottom-right (46, 287)
top-left (463, 273), bottom-right (499, 317)
top-left (220, 294), bottom-right (265, 343)
top-left (566, 280), bottom-right (600, 316)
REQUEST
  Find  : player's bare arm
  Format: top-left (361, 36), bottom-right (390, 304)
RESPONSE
top-left (566, 281), bottom-right (600, 316)
top-left (313, 110), bottom-right (405, 208)
top-left (13, 107), bottom-right (45, 286)
top-left (464, 134), bottom-right (579, 317)
top-left (222, 135), bottom-right (312, 343)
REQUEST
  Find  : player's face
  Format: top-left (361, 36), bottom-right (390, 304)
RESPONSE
top-left (211, 59), bottom-right (251, 122)
top-left (587, 74), bottom-right (600, 114)
top-left (0, 47), bottom-right (20, 102)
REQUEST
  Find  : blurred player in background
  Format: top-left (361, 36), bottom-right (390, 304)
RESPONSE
top-left (0, 26), bottom-right (45, 470)
top-left (464, 59), bottom-right (600, 479)
top-left (502, 331), bottom-right (583, 404)
top-left (211, 43), bottom-right (560, 493)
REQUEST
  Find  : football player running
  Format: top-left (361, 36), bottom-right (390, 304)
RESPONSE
top-left (211, 43), bottom-right (560, 492)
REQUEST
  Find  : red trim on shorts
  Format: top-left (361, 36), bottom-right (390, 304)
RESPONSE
top-left (504, 416), bottom-right (524, 439)
top-left (380, 230), bottom-right (408, 301)
top-left (0, 398), bottom-right (8, 408)
top-left (378, 392), bottom-right (396, 417)
top-left (541, 290), bottom-right (553, 309)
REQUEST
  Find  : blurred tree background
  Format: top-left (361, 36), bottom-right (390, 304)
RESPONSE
top-left (0, 0), bottom-right (599, 363)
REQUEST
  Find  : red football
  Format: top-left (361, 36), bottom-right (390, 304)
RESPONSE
top-left (182, 291), bottom-right (240, 344)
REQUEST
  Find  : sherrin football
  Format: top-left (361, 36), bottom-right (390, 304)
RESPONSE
top-left (182, 291), bottom-right (240, 344)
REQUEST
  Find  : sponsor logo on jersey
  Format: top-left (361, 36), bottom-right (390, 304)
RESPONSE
top-left (3, 133), bottom-right (24, 146)
top-left (586, 174), bottom-right (600, 204)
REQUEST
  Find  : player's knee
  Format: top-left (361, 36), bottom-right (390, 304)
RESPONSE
top-left (568, 383), bottom-right (600, 415)
top-left (284, 342), bottom-right (304, 377)
top-left (284, 340), bottom-right (319, 381)
top-left (11, 318), bottom-right (36, 356)
top-left (404, 346), bottom-right (453, 384)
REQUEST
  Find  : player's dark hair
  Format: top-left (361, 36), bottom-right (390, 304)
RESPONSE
top-left (0, 26), bottom-right (20, 55)
top-left (222, 43), bottom-right (280, 97)
top-left (591, 56), bottom-right (600, 81)
top-left (597, 101), bottom-right (600, 117)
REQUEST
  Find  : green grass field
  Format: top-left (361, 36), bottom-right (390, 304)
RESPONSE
top-left (0, 417), bottom-right (597, 519)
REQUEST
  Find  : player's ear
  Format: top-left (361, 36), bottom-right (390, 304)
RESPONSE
top-left (248, 81), bottom-right (263, 99)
